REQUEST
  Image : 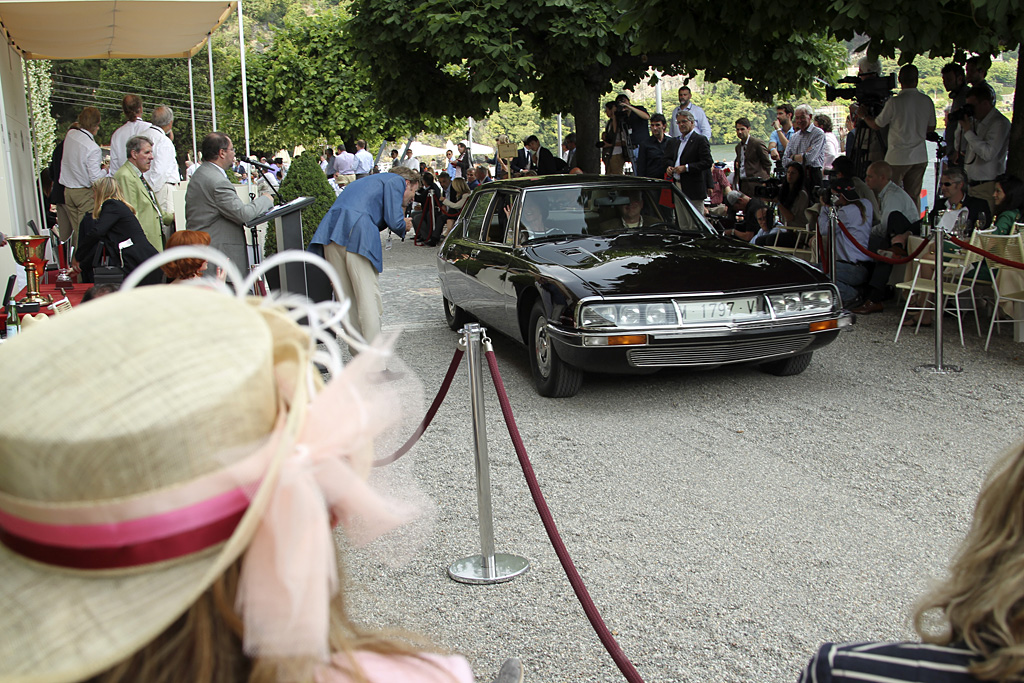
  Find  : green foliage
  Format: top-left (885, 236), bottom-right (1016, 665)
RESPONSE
top-left (24, 60), bottom-right (55, 174)
top-left (265, 151), bottom-right (336, 258)
top-left (223, 6), bottom-right (449, 152)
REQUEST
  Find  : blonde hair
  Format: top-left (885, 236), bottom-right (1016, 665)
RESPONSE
top-left (452, 178), bottom-right (471, 200)
top-left (86, 558), bottom-right (449, 683)
top-left (914, 442), bottom-right (1024, 680)
top-left (92, 177), bottom-right (136, 218)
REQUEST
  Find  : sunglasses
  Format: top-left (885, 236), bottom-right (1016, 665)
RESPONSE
top-left (941, 181), bottom-right (960, 187)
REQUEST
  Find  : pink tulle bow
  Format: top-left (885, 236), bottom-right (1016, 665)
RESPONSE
top-left (236, 351), bottom-right (411, 661)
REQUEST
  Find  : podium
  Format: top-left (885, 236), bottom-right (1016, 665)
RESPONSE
top-left (245, 196), bottom-right (332, 302)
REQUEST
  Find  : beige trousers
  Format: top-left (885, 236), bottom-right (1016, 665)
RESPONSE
top-left (63, 186), bottom-right (94, 248)
top-left (324, 242), bottom-right (384, 369)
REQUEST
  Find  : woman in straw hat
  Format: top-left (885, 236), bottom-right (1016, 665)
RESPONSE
top-left (0, 284), bottom-right (522, 682)
top-left (799, 442), bottom-right (1024, 682)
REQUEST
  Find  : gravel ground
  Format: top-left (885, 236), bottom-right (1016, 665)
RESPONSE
top-left (338, 235), bottom-right (1024, 683)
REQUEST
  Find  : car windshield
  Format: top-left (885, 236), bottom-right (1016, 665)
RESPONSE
top-left (518, 185), bottom-right (712, 243)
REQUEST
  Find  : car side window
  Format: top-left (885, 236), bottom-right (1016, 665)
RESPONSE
top-left (464, 191), bottom-right (495, 241)
top-left (482, 191), bottom-right (515, 244)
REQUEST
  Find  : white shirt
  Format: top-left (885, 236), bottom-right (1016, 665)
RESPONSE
top-left (817, 199), bottom-right (873, 263)
top-left (144, 124), bottom-right (178, 191)
top-left (873, 87), bottom-right (936, 166)
top-left (822, 132), bottom-right (841, 170)
top-left (353, 148), bottom-right (374, 175)
top-left (108, 119), bottom-right (153, 174)
top-left (877, 180), bottom-right (920, 224)
top-left (59, 128), bottom-right (104, 189)
top-left (401, 156), bottom-right (420, 170)
top-left (669, 102), bottom-right (711, 139)
top-left (963, 107), bottom-right (1010, 183)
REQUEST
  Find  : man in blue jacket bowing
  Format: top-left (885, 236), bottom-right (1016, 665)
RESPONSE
top-left (309, 166), bottom-right (420, 369)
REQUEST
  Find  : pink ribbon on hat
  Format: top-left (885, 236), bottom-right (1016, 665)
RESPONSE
top-left (234, 354), bottom-right (411, 661)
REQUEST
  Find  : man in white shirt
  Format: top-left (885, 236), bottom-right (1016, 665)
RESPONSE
top-left (862, 64), bottom-right (935, 209)
top-left (668, 86), bottom-right (711, 140)
top-left (961, 85), bottom-right (1010, 214)
top-left (353, 139), bottom-right (374, 178)
top-left (145, 105), bottom-right (178, 228)
top-left (59, 107), bottom-right (104, 246)
top-left (783, 104), bottom-right (826, 192)
top-left (108, 95), bottom-right (151, 175)
top-left (333, 145), bottom-right (357, 186)
top-left (400, 149), bottom-right (420, 171)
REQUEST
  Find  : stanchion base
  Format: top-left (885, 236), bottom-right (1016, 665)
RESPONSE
top-left (448, 553), bottom-right (530, 585)
top-left (914, 363), bottom-right (963, 374)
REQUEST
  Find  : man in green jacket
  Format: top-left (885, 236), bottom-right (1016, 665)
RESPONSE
top-left (114, 135), bottom-right (173, 250)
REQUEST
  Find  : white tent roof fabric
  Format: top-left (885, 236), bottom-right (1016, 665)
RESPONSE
top-left (0, 0), bottom-right (236, 59)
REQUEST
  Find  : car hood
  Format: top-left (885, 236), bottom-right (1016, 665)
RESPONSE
top-left (526, 234), bottom-right (825, 297)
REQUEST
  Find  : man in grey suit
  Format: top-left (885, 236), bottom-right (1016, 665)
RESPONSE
top-left (185, 132), bottom-right (273, 271)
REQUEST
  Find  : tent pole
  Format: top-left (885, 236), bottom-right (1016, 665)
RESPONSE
top-left (207, 39), bottom-right (217, 130)
top-left (237, 0), bottom-right (251, 159)
top-left (468, 117), bottom-right (474, 166)
top-left (188, 56), bottom-right (198, 164)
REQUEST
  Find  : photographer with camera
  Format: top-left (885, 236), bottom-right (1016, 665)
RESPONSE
top-left (960, 85), bottom-right (1010, 214)
top-left (817, 179), bottom-right (874, 308)
top-left (722, 190), bottom-right (767, 242)
top-left (861, 64), bottom-right (935, 208)
top-left (768, 104), bottom-right (795, 161)
top-left (941, 63), bottom-right (969, 165)
top-left (782, 104), bottom-right (826, 194)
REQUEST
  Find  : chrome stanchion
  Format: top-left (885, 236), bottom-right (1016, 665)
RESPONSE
top-left (448, 323), bottom-right (530, 584)
top-left (826, 204), bottom-right (838, 285)
top-left (916, 221), bottom-right (962, 374)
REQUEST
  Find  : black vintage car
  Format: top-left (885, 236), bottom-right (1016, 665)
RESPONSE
top-left (437, 175), bottom-right (852, 397)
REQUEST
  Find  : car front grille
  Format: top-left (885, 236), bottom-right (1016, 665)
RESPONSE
top-left (627, 335), bottom-right (814, 367)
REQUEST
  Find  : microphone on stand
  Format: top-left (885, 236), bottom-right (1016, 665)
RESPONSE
top-left (243, 157), bottom-right (275, 171)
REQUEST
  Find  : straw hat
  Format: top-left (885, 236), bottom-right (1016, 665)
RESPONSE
top-left (0, 285), bottom-right (398, 682)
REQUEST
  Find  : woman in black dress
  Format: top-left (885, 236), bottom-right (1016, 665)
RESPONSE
top-left (75, 177), bottom-right (161, 285)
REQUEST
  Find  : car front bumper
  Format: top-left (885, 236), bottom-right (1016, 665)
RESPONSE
top-left (546, 312), bottom-right (854, 374)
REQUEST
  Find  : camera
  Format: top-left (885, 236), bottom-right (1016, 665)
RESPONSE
top-left (948, 104), bottom-right (975, 123)
top-left (825, 74), bottom-right (897, 117)
top-left (753, 177), bottom-right (783, 200)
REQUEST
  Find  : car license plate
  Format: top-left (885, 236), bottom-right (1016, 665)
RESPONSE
top-left (678, 297), bottom-right (760, 322)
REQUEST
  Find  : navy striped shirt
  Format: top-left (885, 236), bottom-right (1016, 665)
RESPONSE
top-left (800, 641), bottom-right (980, 683)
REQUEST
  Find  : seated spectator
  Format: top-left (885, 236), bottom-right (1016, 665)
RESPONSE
top-left (928, 167), bottom-right (991, 235)
top-left (991, 174), bottom-right (1023, 234)
top-left (73, 177), bottom-right (161, 286)
top-left (80, 282), bottom-right (118, 302)
top-left (468, 165), bottom-right (491, 190)
top-left (751, 205), bottom-right (783, 246)
top-left (709, 162), bottom-right (732, 206)
top-left (777, 162), bottom-right (810, 227)
top-left (816, 179), bottom-right (873, 307)
top-left (722, 190), bottom-right (767, 242)
top-left (800, 441), bottom-right (1024, 683)
top-left (441, 178), bottom-right (472, 237)
top-left (160, 230), bottom-right (221, 283)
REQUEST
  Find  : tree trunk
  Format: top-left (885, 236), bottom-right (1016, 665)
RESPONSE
top-left (1008, 56), bottom-right (1024, 179)
top-left (571, 89), bottom-right (602, 174)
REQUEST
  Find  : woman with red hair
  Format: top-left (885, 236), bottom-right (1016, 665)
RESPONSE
top-left (161, 230), bottom-right (216, 283)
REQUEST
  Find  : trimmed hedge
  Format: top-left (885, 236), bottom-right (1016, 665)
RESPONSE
top-left (264, 151), bottom-right (337, 258)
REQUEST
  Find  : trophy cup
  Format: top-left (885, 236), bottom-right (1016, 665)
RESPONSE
top-left (48, 228), bottom-right (75, 289)
top-left (7, 235), bottom-right (52, 305)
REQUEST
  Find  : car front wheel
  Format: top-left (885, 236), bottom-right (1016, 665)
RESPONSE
top-left (529, 302), bottom-right (583, 397)
top-left (759, 352), bottom-right (813, 376)
top-left (443, 297), bottom-right (470, 331)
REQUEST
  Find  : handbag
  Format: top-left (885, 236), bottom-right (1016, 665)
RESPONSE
top-left (92, 243), bottom-right (125, 286)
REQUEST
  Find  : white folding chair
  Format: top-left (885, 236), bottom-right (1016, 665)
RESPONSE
top-left (894, 232), bottom-right (985, 346)
top-left (976, 231), bottom-right (1024, 350)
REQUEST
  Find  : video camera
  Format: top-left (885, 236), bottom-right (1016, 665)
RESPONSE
top-left (752, 165), bottom-right (787, 201)
top-left (948, 103), bottom-right (975, 123)
top-left (825, 73), bottom-right (897, 117)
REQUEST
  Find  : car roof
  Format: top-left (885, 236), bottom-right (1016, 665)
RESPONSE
top-left (484, 174), bottom-right (673, 190)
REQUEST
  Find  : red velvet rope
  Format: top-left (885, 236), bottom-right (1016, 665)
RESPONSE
top-left (834, 219), bottom-right (933, 264)
top-left (373, 348), bottom-right (464, 467)
top-left (948, 235), bottom-right (1024, 270)
top-left (484, 350), bottom-right (646, 683)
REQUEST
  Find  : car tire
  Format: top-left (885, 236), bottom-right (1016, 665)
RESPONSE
top-left (759, 352), bottom-right (813, 376)
top-left (443, 297), bottom-right (470, 331)
top-left (529, 302), bottom-right (583, 397)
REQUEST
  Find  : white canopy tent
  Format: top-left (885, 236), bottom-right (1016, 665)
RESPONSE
top-left (0, 0), bottom-right (254, 285)
top-left (444, 139), bottom-right (494, 157)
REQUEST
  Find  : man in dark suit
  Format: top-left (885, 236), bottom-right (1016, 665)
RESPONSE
top-left (638, 113), bottom-right (676, 179)
top-left (733, 117), bottom-right (772, 197)
top-left (927, 166), bottom-right (991, 232)
top-left (185, 132), bottom-right (274, 270)
top-left (511, 135), bottom-right (559, 176)
top-left (669, 110), bottom-right (713, 203)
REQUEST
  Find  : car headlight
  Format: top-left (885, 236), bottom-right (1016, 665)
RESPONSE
top-left (768, 289), bottom-right (834, 316)
top-left (580, 302), bottom-right (678, 328)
